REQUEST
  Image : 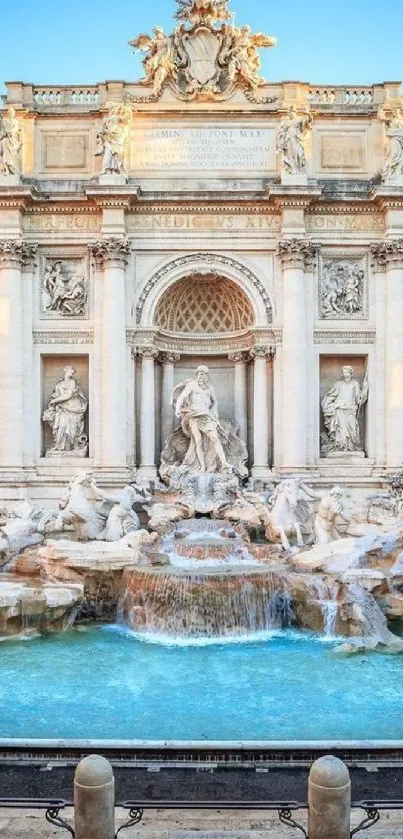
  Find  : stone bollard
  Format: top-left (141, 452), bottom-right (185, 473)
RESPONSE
top-left (74, 754), bottom-right (115, 839)
top-left (308, 755), bottom-right (351, 839)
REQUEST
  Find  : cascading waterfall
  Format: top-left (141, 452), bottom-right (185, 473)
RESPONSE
top-left (20, 595), bottom-right (43, 636)
top-left (346, 582), bottom-right (393, 644)
top-left (121, 567), bottom-right (292, 639)
top-left (309, 578), bottom-right (339, 637)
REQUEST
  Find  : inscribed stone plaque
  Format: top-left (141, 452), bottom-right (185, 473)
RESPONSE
top-left (319, 133), bottom-right (366, 171)
top-left (42, 134), bottom-right (88, 170)
top-left (131, 127), bottom-right (276, 172)
top-left (127, 213), bottom-right (281, 234)
top-left (307, 213), bottom-right (384, 232)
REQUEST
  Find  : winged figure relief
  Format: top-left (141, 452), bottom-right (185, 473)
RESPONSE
top-left (225, 26), bottom-right (277, 89)
top-left (128, 26), bottom-right (177, 94)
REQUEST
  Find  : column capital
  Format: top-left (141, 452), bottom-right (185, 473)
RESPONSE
top-left (160, 351), bottom-right (180, 364)
top-left (277, 238), bottom-right (320, 269)
top-left (249, 345), bottom-right (274, 360)
top-left (0, 239), bottom-right (37, 269)
top-left (371, 239), bottom-right (403, 270)
top-left (90, 237), bottom-right (131, 268)
top-left (138, 345), bottom-right (159, 360)
top-left (228, 351), bottom-right (249, 363)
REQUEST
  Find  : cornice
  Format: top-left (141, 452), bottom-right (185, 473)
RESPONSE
top-left (127, 326), bottom-right (277, 356)
top-left (269, 184), bottom-right (323, 209)
top-left (128, 203), bottom-right (281, 215)
top-left (85, 185), bottom-right (140, 209)
top-left (314, 330), bottom-right (376, 344)
top-left (307, 203), bottom-right (383, 216)
top-left (371, 185), bottom-right (403, 208)
top-left (26, 205), bottom-right (100, 215)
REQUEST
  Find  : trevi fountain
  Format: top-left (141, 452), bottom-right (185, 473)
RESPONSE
top-left (1, 0), bottom-right (403, 742)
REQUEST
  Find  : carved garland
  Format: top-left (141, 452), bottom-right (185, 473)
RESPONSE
top-left (33, 330), bottom-right (94, 345)
top-left (314, 330), bottom-right (376, 345)
top-left (136, 253), bottom-right (273, 325)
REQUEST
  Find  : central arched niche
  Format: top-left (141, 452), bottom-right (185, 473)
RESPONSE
top-left (150, 272), bottom-right (259, 468)
top-left (154, 273), bottom-right (255, 334)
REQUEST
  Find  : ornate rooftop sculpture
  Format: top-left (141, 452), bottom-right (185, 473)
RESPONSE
top-left (128, 0), bottom-right (276, 101)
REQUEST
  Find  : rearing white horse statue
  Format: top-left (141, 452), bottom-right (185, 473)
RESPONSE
top-left (263, 479), bottom-right (315, 552)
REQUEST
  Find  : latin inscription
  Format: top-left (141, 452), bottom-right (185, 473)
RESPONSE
top-left (307, 213), bottom-right (384, 232)
top-left (127, 213), bottom-right (281, 233)
top-left (25, 214), bottom-right (100, 231)
top-left (131, 128), bottom-right (276, 172)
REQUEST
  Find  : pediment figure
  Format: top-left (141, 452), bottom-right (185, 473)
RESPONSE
top-left (129, 0), bottom-right (276, 101)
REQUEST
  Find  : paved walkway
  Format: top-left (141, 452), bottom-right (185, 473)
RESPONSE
top-left (0, 807), bottom-right (402, 838)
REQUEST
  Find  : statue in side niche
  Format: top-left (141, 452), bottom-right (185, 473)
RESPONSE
top-left (321, 366), bottom-right (368, 455)
top-left (43, 367), bottom-right (88, 457)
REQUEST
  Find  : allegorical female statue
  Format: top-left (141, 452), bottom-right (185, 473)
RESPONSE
top-left (43, 366), bottom-right (88, 457)
top-left (321, 366), bottom-right (368, 454)
top-left (379, 104), bottom-right (403, 181)
top-left (277, 107), bottom-right (312, 174)
top-left (96, 103), bottom-right (132, 175)
top-left (0, 106), bottom-right (22, 175)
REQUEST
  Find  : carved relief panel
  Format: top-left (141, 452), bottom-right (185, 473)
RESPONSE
top-left (318, 254), bottom-right (367, 320)
top-left (39, 250), bottom-right (90, 318)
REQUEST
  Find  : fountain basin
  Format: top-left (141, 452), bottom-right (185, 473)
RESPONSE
top-left (0, 625), bottom-right (402, 741)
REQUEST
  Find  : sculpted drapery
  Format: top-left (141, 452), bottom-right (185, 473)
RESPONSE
top-left (321, 366), bottom-right (368, 453)
top-left (43, 367), bottom-right (88, 456)
top-left (174, 366), bottom-right (230, 473)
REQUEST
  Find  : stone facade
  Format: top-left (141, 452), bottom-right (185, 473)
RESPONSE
top-left (0, 0), bottom-right (403, 503)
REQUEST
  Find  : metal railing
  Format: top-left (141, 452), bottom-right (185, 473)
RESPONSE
top-left (1, 796), bottom-right (402, 838)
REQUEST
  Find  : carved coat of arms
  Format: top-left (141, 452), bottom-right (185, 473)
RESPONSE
top-left (129, 0), bottom-right (276, 101)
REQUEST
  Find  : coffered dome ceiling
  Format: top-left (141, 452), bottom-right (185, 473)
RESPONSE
top-left (154, 273), bottom-right (255, 334)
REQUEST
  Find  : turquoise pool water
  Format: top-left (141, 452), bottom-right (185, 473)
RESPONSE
top-left (1, 625), bottom-right (402, 741)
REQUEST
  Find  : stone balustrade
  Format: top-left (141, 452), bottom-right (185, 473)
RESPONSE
top-left (308, 85), bottom-right (374, 107)
top-left (33, 86), bottom-right (100, 108)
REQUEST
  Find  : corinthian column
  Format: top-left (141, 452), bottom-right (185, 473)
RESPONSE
top-left (91, 238), bottom-right (130, 469)
top-left (250, 346), bottom-right (271, 474)
top-left (277, 239), bottom-right (318, 470)
top-left (229, 351), bottom-right (248, 443)
top-left (372, 239), bottom-right (403, 468)
top-left (160, 352), bottom-right (180, 445)
top-left (138, 346), bottom-right (158, 478)
top-left (0, 240), bottom-right (36, 468)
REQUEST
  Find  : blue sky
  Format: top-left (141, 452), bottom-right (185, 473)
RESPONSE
top-left (1, 0), bottom-right (402, 96)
